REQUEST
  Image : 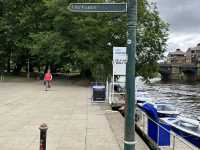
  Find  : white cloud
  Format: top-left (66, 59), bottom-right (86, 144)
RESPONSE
top-left (167, 33), bottom-right (200, 52)
top-left (153, 0), bottom-right (200, 55)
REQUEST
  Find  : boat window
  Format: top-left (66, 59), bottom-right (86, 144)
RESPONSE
top-left (157, 104), bottom-right (176, 111)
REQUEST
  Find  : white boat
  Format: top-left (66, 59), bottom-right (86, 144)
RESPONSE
top-left (161, 117), bottom-right (200, 148)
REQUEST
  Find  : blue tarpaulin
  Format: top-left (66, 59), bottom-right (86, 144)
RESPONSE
top-left (142, 103), bottom-right (171, 146)
top-left (142, 103), bottom-right (159, 121)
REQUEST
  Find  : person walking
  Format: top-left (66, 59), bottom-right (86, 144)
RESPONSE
top-left (44, 69), bottom-right (52, 91)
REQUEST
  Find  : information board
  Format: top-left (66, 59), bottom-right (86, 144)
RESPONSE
top-left (113, 47), bottom-right (127, 75)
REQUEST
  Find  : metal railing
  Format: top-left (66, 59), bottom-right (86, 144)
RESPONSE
top-left (136, 107), bottom-right (200, 150)
top-left (108, 82), bottom-right (126, 104)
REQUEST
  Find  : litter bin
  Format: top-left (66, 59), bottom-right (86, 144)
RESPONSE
top-left (143, 103), bottom-right (170, 146)
top-left (92, 85), bottom-right (105, 102)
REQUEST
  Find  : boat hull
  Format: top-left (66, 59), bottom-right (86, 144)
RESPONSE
top-left (171, 126), bottom-right (200, 148)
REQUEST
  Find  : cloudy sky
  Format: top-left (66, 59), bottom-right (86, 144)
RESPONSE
top-left (154, 0), bottom-right (200, 53)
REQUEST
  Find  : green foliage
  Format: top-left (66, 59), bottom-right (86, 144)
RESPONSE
top-left (0, 0), bottom-right (168, 81)
top-left (30, 32), bottom-right (66, 64)
top-left (137, 0), bottom-right (169, 81)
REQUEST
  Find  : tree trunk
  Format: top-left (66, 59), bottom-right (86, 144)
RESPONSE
top-left (50, 64), bottom-right (56, 73)
top-left (80, 68), bottom-right (92, 79)
top-left (7, 57), bottom-right (10, 73)
top-left (44, 64), bottom-right (49, 74)
top-left (13, 64), bottom-right (22, 75)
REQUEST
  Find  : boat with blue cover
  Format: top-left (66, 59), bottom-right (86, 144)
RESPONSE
top-left (137, 100), bottom-right (200, 148)
top-left (137, 101), bottom-right (180, 118)
top-left (140, 103), bottom-right (171, 146)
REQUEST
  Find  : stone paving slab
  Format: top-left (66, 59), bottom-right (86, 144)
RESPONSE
top-left (0, 80), bottom-right (120, 150)
top-left (105, 110), bottom-right (150, 150)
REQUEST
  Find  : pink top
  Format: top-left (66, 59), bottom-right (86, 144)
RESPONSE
top-left (44, 73), bottom-right (52, 81)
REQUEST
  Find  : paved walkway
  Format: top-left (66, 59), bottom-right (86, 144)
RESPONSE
top-left (0, 78), bottom-right (150, 150)
top-left (106, 111), bottom-right (150, 150)
top-left (0, 79), bottom-right (120, 150)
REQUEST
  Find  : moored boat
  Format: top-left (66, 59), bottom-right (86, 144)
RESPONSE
top-left (161, 117), bottom-right (200, 148)
top-left (137, 101), bottom-right (180, 118)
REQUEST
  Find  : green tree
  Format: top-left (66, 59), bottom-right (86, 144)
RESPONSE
top-left (30, 31), bottom-right (66, 71)
top-left (0, 0), bottom-right (168, 81)
top-left (136, 0), bottom-right (169, 81)
top-left (64, 0), bottom-right (168, 81)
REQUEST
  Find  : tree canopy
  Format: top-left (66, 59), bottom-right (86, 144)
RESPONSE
top-left (0, 0), bottom-right (168, 81)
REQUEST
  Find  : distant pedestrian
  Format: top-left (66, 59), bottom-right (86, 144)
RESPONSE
top-left (44, 69), bottom-right (52, 91)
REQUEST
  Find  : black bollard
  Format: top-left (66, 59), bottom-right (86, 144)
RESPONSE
top-left (39, 123), bottom-right (48, 150)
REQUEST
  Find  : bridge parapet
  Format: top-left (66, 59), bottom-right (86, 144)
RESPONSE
top-left (159, 64), bottom-right (172, 74)
top-left (159, 63), bottom-right (200, 81)
top-left (180, 64), bottom-right (197, 72)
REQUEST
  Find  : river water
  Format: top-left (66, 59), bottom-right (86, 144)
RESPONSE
top-left (136, 77), bottom-right (200, 119)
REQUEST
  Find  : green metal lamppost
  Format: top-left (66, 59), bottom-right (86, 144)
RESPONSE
top-left (124, 0), bottom-right (137, 150)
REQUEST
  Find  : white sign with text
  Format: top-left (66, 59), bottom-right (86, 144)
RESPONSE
top-left (113, 47), bottom-right (127, 75)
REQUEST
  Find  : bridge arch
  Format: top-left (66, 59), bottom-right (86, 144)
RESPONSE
top-left (180, 64), bottom-right (197, 82)
top-left (159, 64), bottom-right (172, 81)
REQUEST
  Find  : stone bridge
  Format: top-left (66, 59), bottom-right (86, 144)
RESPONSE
top-left (159, 64), bottom-right (200, 81)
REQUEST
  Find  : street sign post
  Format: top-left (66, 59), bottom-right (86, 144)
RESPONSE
top-left (68, 3), bottom-right (127, 13)
top-left (69, 1), bottom-right (137, 150)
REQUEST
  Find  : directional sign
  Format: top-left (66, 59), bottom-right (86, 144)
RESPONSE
top-left (68, 3), bottom-right (127, 13)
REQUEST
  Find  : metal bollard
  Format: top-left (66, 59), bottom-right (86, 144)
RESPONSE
top-left (39, 123), bottom-right (48, 150)
top-left (172, 135), bottom-right (175, 150)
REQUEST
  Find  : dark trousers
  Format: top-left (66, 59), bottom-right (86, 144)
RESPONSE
top-left (44, 80), bottom-right (51, 88)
